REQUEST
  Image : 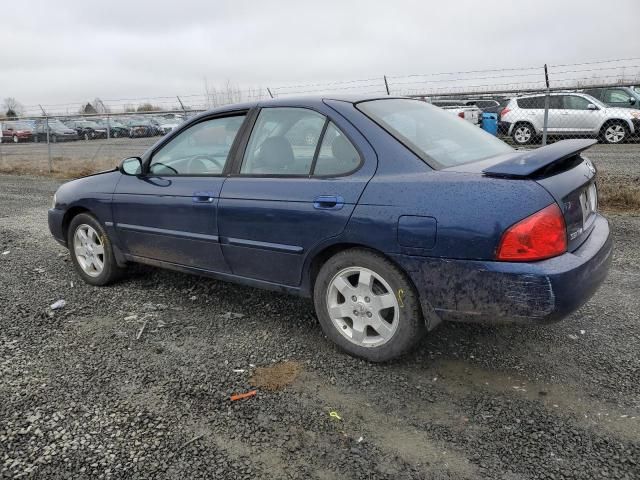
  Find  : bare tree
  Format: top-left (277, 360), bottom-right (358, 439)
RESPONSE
top-left (3, 97), bottom-right (24, 118)
top-left (93, 98), bottom-right (109, 114)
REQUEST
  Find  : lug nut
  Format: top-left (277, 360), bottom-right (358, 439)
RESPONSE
top-left (364, 296), bottom-right (370, 303)
top-left (366, 312), bottom-right (372, 318)
top-left (351, 296), bottom-right (357, 302)
top-left (353, 310), bottom-right (359, 316)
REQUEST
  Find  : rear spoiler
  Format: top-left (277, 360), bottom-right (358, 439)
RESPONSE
top-left (483, 139), bottom-right (597, 179)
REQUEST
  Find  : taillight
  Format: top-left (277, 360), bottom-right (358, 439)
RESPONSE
top-left (458, 112), bottom-right (465, 119)
top-left (500, 107), bottom-right (510, 119)
top-left (496, 204), bottom-right (567, 262)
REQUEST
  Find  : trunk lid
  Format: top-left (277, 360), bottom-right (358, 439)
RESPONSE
top-left (443, 139), bottom-right (599, 252)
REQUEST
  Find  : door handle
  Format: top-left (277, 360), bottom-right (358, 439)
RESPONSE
top-left (192, 191), bottom-right (215, 203)
top-left (313, 195), bottom-right (344, 210)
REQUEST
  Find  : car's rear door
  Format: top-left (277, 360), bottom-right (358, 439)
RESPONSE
top-left (112, 111), bottom-right (248, 272)
top-left (218, 105), bottom-right (376, 286)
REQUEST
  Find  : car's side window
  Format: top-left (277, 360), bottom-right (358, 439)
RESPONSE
top-left (240, 108), bottom-right (326, 175)
top-left (518, 96), bottom-right (545, 109)
top-left (312, 122), bottom-right (361, 176)
top-left (149, 114), bottom-right (246, 176)
top-left (604, 89), bottom-right (630, 103)
top-left (563, 95), bottom-right (592, 110)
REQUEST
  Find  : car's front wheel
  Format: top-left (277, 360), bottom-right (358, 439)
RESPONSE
top-left (600, 121), bottom-right (628, 144)
top-left (67, 213), bottom-right (124, 286)
top-left (313, 248), bottom-right (425, 362)
top-left (512, 122), bottom-right (535, 145)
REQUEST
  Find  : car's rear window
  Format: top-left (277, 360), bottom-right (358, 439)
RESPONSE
top-left (357, 99), bottom-right (513, 168)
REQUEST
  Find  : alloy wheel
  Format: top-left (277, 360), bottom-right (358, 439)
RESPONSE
top-left (73, 224), bottom-right (105, 277)
top-left (514, 125), bottom-right (532, 144)
top-left (605, 124), bottom-right (625, 143)
top-left (326, 267), bottom-right (399, 348)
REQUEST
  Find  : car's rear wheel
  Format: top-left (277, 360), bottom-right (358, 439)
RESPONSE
top-left (113, 131), bottom-right (119, 138)
top-left (67, 213), bottom-right (124, 286)
top-left (600, 121), bottom-right (628, 144)
top-left (13, 135), bottom-right (19, 143)
top-left (313, 248), bottom-right (425, 362)
top-left (512, 122), bottom-right (535, 145)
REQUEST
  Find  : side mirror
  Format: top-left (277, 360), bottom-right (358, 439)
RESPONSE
top-left (119, 157), bottom-right (143, 176)
top-left (587, 103), bottom-right (597, 110)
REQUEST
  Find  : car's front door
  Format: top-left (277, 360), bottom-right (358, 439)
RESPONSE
top-left (112, 112), bottom-right (248, 272)
top-left (218, 106), bottom-right (376, 286)
top-left (561, 95), bottom-right (601, 133)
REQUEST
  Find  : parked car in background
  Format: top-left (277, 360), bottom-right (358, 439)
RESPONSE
top-left (0, 121), bottom-right (34, 143)
top-left (94, 119), bottom-right (131, 138)
top-left (501, 93), bottom-right (640, 145)
top-left (65, 120), bottom-right (108, 140)
top-left (155, 117), bottom-right (182, 135)
top-left (430, 99), bottom-right (481, 125)
top-left (583, 86), bottom-right (640, 110)
top-left (123, 118), bottom-right (157, 138)
top-left (32, 119), bottom-right (79, 142)
top-left (48, 96), bottom-right (611, 361)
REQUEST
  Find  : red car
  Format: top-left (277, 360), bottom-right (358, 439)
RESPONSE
top-left (1, 121), bottom-right (33, 143)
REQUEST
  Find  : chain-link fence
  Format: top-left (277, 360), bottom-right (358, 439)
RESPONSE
top-left (1, 58), bottom-right (639, 176)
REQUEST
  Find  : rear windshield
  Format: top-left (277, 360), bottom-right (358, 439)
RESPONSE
top-left (357, 99), bottom-right (513, 168)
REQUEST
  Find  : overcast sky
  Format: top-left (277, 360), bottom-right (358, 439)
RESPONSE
top-left (2, 0), bottom-right (639, 113)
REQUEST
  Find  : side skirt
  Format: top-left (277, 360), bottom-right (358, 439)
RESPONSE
top-left (124, 253), bottom-right (305, 297)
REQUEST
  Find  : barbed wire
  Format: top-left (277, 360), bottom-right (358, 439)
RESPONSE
top-left (7, 57), bottom-right (640, 116)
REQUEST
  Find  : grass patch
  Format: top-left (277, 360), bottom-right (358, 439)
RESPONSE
top-left (598, 175), bottom-right (640, 212)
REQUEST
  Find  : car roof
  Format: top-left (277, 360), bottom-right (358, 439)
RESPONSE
top-left (193, 94), bottom-right (408, 118)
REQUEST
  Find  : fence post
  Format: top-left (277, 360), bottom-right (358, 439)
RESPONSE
top-left (106, 114), bottom-right (111, 140)
top-left (45, 116), bottom-right (52, 173)
top-left (176, 96), bottom-right (187, 113)
top-left (542, 64), bottom-right (550, 146)
top-left (384, 75), bottom-right (390, 95)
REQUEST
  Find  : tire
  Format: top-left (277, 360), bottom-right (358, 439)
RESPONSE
top-left (113, 131), bottom-right (119, 138)
top-left (67, 213), bottom-right (124, 286)
top-left (51, 135), bottom-right (57, 144)
top-left (313, 248), bottom-right (425, 362)
top-left (600, 121), bottom-right (628, 144)
top-left (13, 135), bottom-right (19, 143)
top-left (83, 132), bottom-right (90, 141)
top-left (511, 122), bottom-right (535, 145)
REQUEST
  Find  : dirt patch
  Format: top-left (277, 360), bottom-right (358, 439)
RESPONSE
top-left (250, 361), bottom-right (302, 391)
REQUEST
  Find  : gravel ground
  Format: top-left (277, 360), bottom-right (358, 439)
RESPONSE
top-left (1, 174), bottom-right (639, 479)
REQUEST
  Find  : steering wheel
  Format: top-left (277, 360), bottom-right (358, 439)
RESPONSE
top-left (187, 155), bottom-right (225, 173)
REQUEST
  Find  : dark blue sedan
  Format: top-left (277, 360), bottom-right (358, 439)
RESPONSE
top-left (48, 96), bottom-right (612, 361)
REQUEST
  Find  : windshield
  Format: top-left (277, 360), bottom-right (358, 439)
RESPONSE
top-left (357, 98), bottom-right (513, 168)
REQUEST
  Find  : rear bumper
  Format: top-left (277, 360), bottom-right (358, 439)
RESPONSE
top-left (392, 214), bottom-right (612, 325)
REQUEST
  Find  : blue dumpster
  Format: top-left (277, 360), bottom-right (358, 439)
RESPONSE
top-left (481, 112), bottom-right (498, 135)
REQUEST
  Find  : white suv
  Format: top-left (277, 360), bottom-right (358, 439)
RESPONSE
top-left (501, 92), bottom-right (640, 145)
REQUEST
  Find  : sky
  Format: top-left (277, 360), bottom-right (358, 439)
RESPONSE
top-left (1, 0), bottom-right (639, 114)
